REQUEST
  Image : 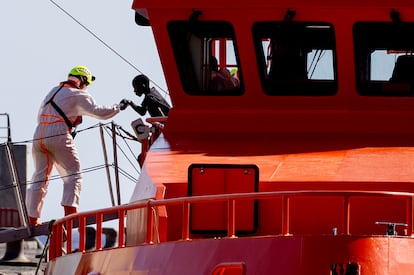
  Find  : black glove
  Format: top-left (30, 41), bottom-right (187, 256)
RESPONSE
top-left (119, 99), bottom-right (130, 110)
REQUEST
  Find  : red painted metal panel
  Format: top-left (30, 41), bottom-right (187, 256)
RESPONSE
top-left (164, 182), bottom-right (187, 241)
top-left (289, 196), bottom-right (344, 235)
top-left (188, 164), bottom-right (258, 233)
top-left (190, 167), bottom-right (227, 231)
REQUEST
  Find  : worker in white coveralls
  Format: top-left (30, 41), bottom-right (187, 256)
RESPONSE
top-left (26, 65), bottom-right (129, 226)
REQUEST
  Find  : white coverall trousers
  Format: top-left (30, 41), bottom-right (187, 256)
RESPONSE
top-left (26, 121), bottom-right (82, 219)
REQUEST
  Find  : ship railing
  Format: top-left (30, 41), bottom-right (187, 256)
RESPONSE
top-left (0, 208), bottom-right (21, 228)
top-left (48, 189), bottom-right (414, 260)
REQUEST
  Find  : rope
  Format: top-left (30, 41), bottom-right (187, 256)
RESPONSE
top-left (48, 0), bottom-right (169, 97)
top-left (102, 125), bottom-right (141, 174)
top-left (117, 125), bottom-right (138, 141)
top-left (117, 166), bottom-right (139, 184)
top-left (9, 122), bottom-right (109, 146)
top-left (0, 121), bottom-right (140, 192)
top-left (0, 164), bottom-right (109, 192)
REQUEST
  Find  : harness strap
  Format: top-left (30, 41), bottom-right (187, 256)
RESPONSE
top-left (44, 81), bottom-right (82, 131)
top-left (45, 83), bottom-right (73, 130)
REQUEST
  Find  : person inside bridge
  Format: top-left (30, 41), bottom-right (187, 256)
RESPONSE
top-left (26, 65), bottom-right (129, 226)
top-left (209, 56), bottom-right (240, 91)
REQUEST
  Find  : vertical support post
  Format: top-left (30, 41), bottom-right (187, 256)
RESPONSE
top-left (111, 122), bottom-right (121, 205)
top-left (66, 219), bottom-right (73, 254)
top-left (228, 199), bottom-right (236, 238)
top-left (182, 202), bottom-right (190, 240)
top-left (411, 196), bottom-right (414, 236)
top-left (6, 113), bottom-right (11, 143)
top-left (79, 216), bottom-right (86, 252)
top-left (344, 195), bottom-right (350, 235)
top-left (56, 223), bottom-right (64, 257)
top-left (219, 38), bottom-right (227, 69)
top-left (118, 210), bottom-right (125, 247)
top-left (96, 213), bottom-right (103, 250)
top-left (49, 226), bottom-right (57, 260)
top-left (100, 123), bottom-right (115, 206)
top-left (282, 195), bottom-right (290, 235)
top-left (202, 38), bottom-right (211, 90)
top-left (146, 205), bottom-right (154, 244)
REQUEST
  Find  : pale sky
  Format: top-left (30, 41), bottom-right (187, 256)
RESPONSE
top-left (0, 0), bottom-right (167, 222)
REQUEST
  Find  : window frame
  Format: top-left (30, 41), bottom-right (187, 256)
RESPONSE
top-left (252, 21), bottom-right (338, 96)
top-left (167, 20), bottom-right (244, 96)
top-left (353, 21), bottom-right (414, 96)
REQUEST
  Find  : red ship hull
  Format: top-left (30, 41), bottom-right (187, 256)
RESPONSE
top-left (47, 235), bottom-right (414, 274)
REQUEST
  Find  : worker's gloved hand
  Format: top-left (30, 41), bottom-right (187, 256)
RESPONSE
top-left (119, 99), bottom-right (130, 110)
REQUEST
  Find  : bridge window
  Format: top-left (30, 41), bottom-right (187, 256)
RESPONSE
top-left (253, 22), bottom-right (337, 96)
top-left (354, 22), bottom-right (414, 96)
top-left (330, 263), bottom-right (360, 275)
top-left (168, 21), bottom-right (243, 95)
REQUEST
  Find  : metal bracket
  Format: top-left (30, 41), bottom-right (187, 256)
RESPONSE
top-left (375, 221), bottom-right (408, 236)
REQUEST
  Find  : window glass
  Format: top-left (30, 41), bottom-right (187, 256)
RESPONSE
top-left (354, 22), bottom-right (414, 96)
top-left (168, 21), bottom-right (243, 95)
top-left (253, 22), bottom-right (337, 95)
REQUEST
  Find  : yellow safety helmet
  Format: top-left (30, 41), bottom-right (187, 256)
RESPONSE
top-left (230, 68), bottom-right (238, 76)
top-left (68, 66), bottom-right (96, 86)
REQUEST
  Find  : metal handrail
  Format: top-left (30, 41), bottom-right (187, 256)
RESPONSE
top-left (0, 113), bottom-right (11, 142)
top-left (48, 189), bottom-right (414, 260)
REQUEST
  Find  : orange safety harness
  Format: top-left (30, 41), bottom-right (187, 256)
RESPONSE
top-left (44, 81), bottom-right (82, 138)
